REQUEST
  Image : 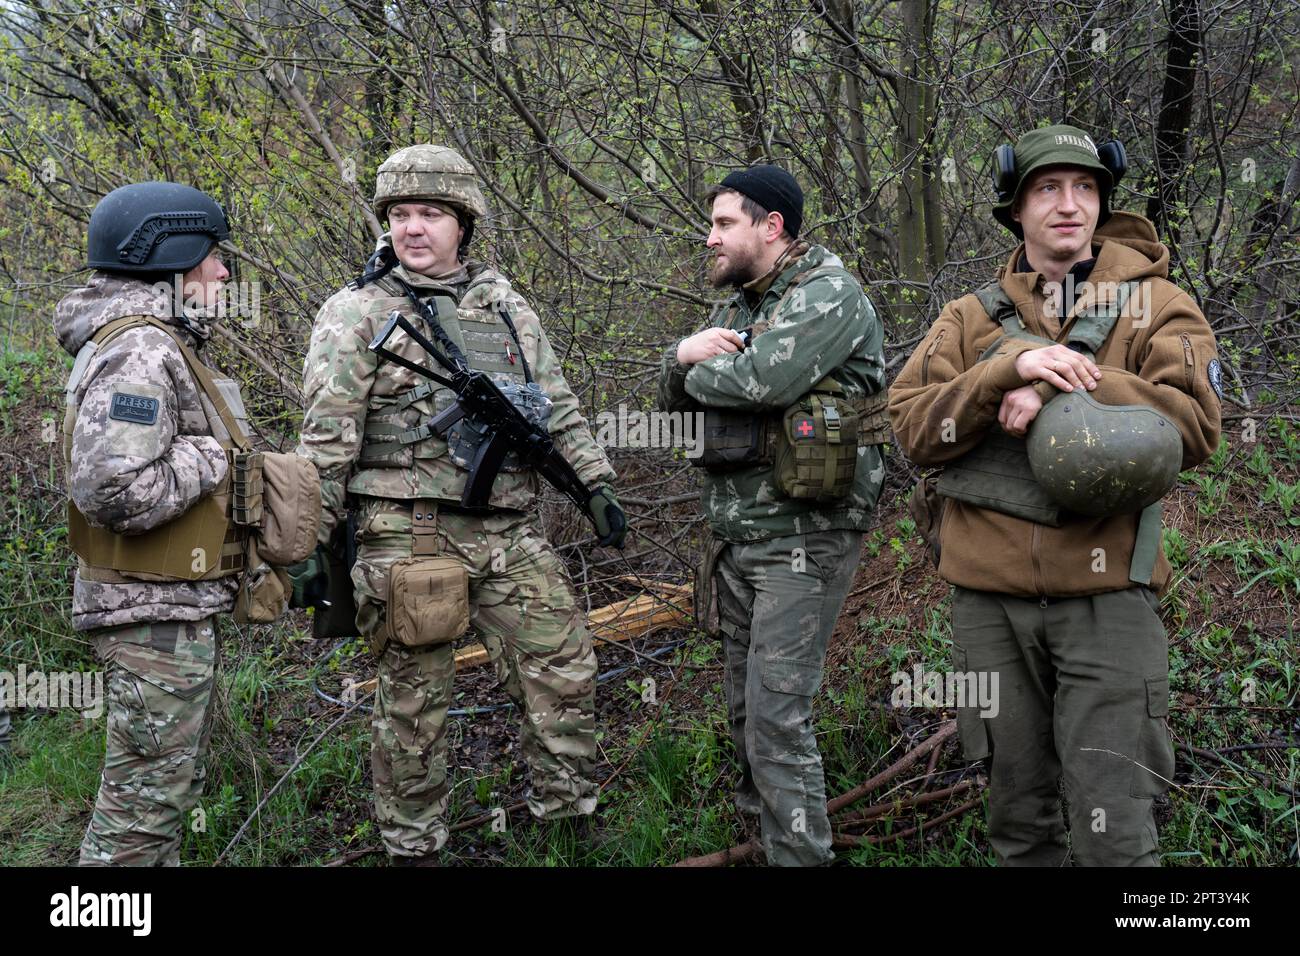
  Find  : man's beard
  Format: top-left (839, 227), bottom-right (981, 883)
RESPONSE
top-left (709, 244), bottom-right (760, 289)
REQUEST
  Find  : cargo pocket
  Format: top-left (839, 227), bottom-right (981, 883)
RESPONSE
top-left (951, 647), bottom-right (991, 761)
top-left (105, 668), bottom-right (164, 758)
top-left (97, 625), bottom-right (215, 701)
top-left (760, 656), bottom-right (822, 697)
top-left (1130, 676), bottom-right (1174, 798)
top-left (386, 557), bottom-right (470, 648)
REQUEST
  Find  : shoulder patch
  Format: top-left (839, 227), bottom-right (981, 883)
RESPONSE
top-left (109, 391), bottom-right (160, 425)
top-left (1207, 358), bottom-right (1225, 399)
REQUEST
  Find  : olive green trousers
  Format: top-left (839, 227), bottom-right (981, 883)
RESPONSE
top-left (951, 585), bottom-right (1173, 866)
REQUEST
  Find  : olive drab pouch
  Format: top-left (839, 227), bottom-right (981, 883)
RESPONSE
top-left (694, 409), bottom-right (772, 471)
top-left (772, 377), bottom-right (861, 501)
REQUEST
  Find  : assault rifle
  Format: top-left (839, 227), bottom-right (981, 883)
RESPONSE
top-left (367, 309), bottom-right (598, 522)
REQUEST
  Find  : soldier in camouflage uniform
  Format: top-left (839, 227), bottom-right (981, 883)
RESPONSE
top-left (55, 183), bottom-right (248, 865)
top-left (294, 145), bottom-right (625, 863)
top-left (657, 166), bottom-right (888, 866)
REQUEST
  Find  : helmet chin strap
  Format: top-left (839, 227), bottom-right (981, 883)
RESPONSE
top-left (175, 305), bottom-right (216, 343)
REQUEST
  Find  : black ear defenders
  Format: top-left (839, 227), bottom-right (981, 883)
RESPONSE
top-left (992, 144), bottom-right (1018, 202)
top-left (991, 138), bottom-right (1128, 201)
top-left (1097, 140), bottom-right (1127, 184)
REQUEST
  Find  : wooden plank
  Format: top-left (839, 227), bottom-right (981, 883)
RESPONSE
top-left (348, 587), bottom-right (693, 699)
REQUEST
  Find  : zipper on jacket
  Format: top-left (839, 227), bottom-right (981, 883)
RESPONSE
top-left (1180, 333), bottom-right (1194, 389)
top-left (922, 329), bottom-right (947, 385)
top-left (1031, 522), bottom-right (1046, 600)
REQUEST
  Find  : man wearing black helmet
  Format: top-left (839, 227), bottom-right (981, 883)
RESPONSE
top-left (889, 125), bottom-right (1223, 866)
top-left (56, 182), bottom-right (250, 865)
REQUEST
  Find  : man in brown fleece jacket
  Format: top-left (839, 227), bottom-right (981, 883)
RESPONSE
top-left (889, 125), bottom-right (1222, 866)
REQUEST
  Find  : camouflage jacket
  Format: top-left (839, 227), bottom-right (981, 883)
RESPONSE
top-left (298, 243), bottom-right (617, 543)
top-left (657, 243), bottom-right (887, 543)
top-left (55, 274), bottom-right (249, 631)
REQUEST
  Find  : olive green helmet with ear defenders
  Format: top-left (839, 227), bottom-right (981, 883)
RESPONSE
top-left (991, 124), bottom-right (1127, 237)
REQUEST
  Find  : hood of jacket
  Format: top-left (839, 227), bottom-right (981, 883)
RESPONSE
top-left (1001, 210), bottom-right (1168, 291)
top-left (54, 272), bottom-right (179, 356)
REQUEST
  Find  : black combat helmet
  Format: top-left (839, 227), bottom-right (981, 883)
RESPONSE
top-left (87, 182), bottom-right (230, 276)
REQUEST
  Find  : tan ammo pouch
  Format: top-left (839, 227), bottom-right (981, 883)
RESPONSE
top-left (233, 537), bottom-right (291, 624)
top-left (235, 450), bottom-right (321, 566)
top-left (772, 377), bottom-right (863, 501)
top-left (385, 501), bottom-right (470, 648)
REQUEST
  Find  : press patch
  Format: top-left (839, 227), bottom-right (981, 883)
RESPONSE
top-left (109, 392), bottom-right (160, 425)
top-left (1207, 358), bottom-right (1225, 399)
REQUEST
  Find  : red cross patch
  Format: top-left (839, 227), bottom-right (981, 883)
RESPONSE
top-left (795, 417), bottom-right (816, 439)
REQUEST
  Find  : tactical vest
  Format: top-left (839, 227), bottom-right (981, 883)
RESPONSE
top-left (695, 263), bottom-right (891, 493)
top-left (934, 280), bottom-right (1162, 584)
top-left (63, 316), bottom-right (251, 582)
top-left (355, 278), bottom-right (538, 511)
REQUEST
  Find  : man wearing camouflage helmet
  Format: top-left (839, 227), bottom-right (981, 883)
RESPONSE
top-left (657, 165), bottom-right (890, 866)
top-left (294, 144), bottom-right (625, 863)
top-left (55, 182), bottom-right (251, 865)
top-left (889, 124), bottom-right (1223, 865)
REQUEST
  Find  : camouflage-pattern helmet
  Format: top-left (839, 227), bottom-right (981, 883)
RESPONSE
top-left (1026, 390), bottom-right (1182, 517)
top-left (372, 144), bottom-right (488, 224)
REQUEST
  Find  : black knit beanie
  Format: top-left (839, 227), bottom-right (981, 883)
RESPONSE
top-left (718, 165), bottom-right (803, 238)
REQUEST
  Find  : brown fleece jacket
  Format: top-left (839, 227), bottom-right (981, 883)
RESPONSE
top-left (888, 211), bottom-right (1222, 598)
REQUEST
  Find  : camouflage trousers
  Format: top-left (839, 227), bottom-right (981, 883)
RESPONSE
top-left (714, 529), bottom-right (864, 867)
top-left (351, 497), bottom-right (598, 859)
top-left (951, 585), bottom-right (1172, 866)
top-left (80, 617), bottom-right (218, 867)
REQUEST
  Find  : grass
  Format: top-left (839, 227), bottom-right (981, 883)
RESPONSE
top-left (2, 335), bottom-right (1297, 866)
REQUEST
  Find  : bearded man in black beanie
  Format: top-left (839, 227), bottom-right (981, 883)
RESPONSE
top-left (656, 165), bottom-right (890, 865)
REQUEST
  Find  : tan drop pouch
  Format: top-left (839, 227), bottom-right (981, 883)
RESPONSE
top-left (251, 451), bottom-right (321, 566)
top-left (386, 556), bottom-right (470, 648)
top-left (233, 538), bottom-right (291, 624)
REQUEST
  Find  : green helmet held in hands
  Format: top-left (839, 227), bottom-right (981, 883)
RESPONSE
top-left (1026, 390), bottom-right (1183, 517)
